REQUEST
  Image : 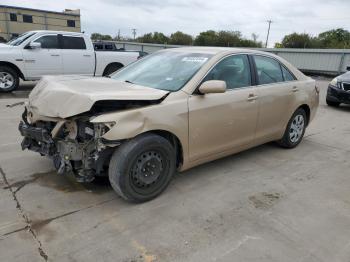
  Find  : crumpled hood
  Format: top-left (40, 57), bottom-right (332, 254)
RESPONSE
top-left (28, 75), bottom-right (169, 118)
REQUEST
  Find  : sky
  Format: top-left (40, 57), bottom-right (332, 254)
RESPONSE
top-left (3, 0), bottom-right (350, 47)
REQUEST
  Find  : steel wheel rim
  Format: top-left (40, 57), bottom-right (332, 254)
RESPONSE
top-left (289, 114), bottom-right (305, 143)
top-left (0, 72), bottom-right (14, 90)
top-left (129, 149), bottom-right (169, 195)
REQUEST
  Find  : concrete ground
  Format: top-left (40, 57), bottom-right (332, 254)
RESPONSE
top-left (1, 79), bottom-right (350, 262)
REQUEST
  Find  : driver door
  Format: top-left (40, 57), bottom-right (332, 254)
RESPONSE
top-left (188, 54), bottom-right (259, 161)
top-left (21, 34), bottom-right (62, 78)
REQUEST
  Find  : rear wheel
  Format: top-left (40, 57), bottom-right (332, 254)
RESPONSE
top-left (108, 134), bottom-right (176, 202)
top-left (0, 66), bottom-right (19, 92)
top-left (278, 108), bottom-right (306, 148)
top-left (326, 99), bottom-right (340, 107)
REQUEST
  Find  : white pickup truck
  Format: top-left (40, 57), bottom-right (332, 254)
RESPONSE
top-left (0, 30), bottom-right (140, 92)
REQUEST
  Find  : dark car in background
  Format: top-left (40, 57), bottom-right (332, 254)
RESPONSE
top-left (327, 68), bottom-right (350, 107)
top-left (93, 41), bottom-right (148, 58)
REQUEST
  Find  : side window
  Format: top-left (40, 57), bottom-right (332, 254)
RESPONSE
top-left (34, 35), bottom-right (59, 49)
top-left (62, 36), bottom-right (86, 50)
top-left (105, 44), bottom-right (114, 50)
top-left (203, 55), bottom-right (251, 89)
top-left (281, 66), bottom-right (295, 81)
top-left (10, 13), bottom-right (17, 21)
top-left (254, 56), bottom-right (283, 85)
top-left (67, 20), bottom-right (75, 27)
top-left (94, 44), bottom-right (103, 50)
top-left (23, 14), bottom-right (33, 23)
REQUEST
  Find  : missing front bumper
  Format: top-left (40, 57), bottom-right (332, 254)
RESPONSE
top-left (19, 121), bottom-right (114, 182)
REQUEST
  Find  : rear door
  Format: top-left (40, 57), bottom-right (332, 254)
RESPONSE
top-left (188, 54), bottom-right (259, 161)
top-left (21, 34), bottom-right (62, 78)
top-left (251, 55), bottom-right (298, 142)
top-left (60, 35), bottom-right (95, 75)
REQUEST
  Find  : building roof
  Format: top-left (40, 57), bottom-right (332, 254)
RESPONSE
top-left (0, 5), bottom-right (80, 16)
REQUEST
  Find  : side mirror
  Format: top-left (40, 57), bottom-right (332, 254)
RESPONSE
top-left (347, 66), bottom-right (350, 71)
top-left (198, 80), bottom-right (226, 94)
top-left (28, 42), bottom-right (41, 49)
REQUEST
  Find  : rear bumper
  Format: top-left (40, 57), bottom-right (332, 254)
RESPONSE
top-left (327, 85), bottom-right (350, 104)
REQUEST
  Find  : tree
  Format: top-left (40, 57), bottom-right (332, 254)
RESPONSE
top-left (251, 33), bottom-right (259, 43)
top-left (90, 33), bottom-right (112, 41)
top-left (137, 32), bottom-right (169, 44)
top-left (153, 32), bottom-right (169, 44)
top-left (239, 39), bottom-right (262, 47)
top-left (281, 33), bottom-right (316, 48)
top-left (169, 31), bottom-right (193, 45)
top-left (217, 30), bottom-right (241, 46)
top-left (194, 30), bottom-right (218, 46)
top-left (318, 28), bottom-right (350, 48)
top-left (274, 42), bottom-right (283, 48)
top-left (194, 30), bottom-right (262, 47)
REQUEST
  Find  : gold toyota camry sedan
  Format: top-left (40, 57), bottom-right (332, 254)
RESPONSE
top-left (19, 47), bottom-right (319, 202)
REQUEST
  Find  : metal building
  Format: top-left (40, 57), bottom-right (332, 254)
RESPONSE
top-left (0, 5), bottom-right (81, 41)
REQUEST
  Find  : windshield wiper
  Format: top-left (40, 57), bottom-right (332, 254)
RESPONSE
top-left (125, 80), bottom-right (134, 84)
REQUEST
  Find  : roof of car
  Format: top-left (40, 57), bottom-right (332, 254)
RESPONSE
top-left (28, 30), bottom-right (84, 35)
top-left (162, 46), bottom-right (266, 55)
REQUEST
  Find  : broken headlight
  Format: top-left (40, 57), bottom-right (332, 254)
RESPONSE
top-left (93, 122), bottom-right (116, 138)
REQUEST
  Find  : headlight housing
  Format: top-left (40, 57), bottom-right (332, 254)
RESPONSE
top-left (330, 78), bottom-right (338, 87)
top-left (94, 122), bottom-right (116, 138)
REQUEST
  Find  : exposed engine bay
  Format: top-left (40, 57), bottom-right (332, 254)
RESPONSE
top-left (18, 98), bottom-right (165, 182)
top-left (19, 112), bottom-right (113, 182)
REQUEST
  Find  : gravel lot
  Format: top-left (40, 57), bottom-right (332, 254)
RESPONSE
top-left (1, 79), bottom-right (350, 262)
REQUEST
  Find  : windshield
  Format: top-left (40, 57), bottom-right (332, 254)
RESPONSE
top-left (111, 51), bottom-right (213, 91)
top-left (7, 32), bottom-right (36, 46)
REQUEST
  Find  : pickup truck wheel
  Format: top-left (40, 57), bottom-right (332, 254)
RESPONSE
top-left (108, 134), bottom-right (176, 202)
top-left (277, 108), bottom-right (306, 148)
top-left (103, 64), bottom-right (123, 76)
top-left (0, 66), bottom-right (19, 92)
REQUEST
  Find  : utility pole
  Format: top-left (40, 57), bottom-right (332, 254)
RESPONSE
top-left (132, 28), bottom-right (137, 40)
top-left (117, 29), bottom-right (120, 40)
top-left (265, 20), bottom-right (272, 48)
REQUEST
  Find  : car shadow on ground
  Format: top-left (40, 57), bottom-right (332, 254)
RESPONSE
top-left (326, 104), bottom-right (350, 112)
top-left (18, 142), bottom-right (278, 201)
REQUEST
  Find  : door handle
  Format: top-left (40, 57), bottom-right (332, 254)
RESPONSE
top-left (292, 86), bottom-right (299, 92)
top-left (247, 94), bottom-right (258, 102)
top-left (83, 54), bottom-right (91, 57)
top-left (50, 54), bottom-right (60, 57)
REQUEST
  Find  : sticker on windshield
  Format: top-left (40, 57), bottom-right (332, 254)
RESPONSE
top-left (182, 57), bottom-right (208, 63)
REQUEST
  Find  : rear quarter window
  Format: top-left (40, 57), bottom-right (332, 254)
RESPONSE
top-left (281, 66), bottom-right (296, 81)
top-left (62, 36), bottom-right (86, 49)
top-left (254, 55), bottom-right (283, 85)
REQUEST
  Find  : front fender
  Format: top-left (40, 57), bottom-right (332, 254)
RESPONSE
top-left (90, 93), bottom-right (189, 164)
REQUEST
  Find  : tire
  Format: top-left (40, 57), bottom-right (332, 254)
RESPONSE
top-left (277, 108), bottom-right (307, 148)
top-left (326, 99), bottom-right (340, 107)
top-left (103, 64), bottom-right (123, 76)
top-left (108, 134), bottom-right (176, 203)
top-left (0, 66), bottom-right (19, 92)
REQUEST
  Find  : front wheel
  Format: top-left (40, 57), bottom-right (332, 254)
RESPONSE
top-left (0, 66), bottom-right (19, 92)
top-left (277, 108), bottom-right (307, 148)
top-left (108, 134), bottom-right (176, 202)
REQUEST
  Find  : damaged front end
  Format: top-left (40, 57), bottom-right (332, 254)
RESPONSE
top-left (19, 109), bottom-right (118, 182)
